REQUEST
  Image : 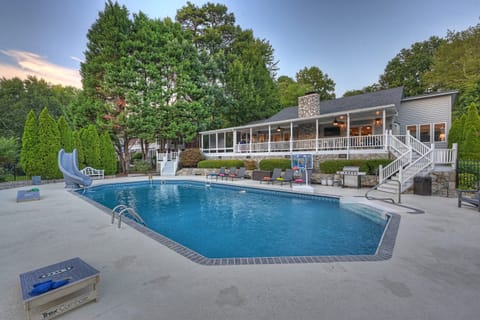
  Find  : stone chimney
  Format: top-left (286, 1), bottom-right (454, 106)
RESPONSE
top-left (298, 92), bottom-right (320, 118)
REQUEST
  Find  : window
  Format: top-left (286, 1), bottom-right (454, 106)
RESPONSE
top-left (406, 125), bottom-right (417, 138)
top-left (420, 124), bottom-right (431, 142)
top-left (434, 123), bottom-right (446, 142)
top-left (324, 126), bottom-right (340, 137)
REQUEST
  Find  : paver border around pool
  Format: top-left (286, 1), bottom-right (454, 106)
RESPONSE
top-left (73, 180), bottom-right (400, 265)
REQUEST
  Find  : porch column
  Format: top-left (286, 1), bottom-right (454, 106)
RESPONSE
top-left (201, 134), bottom-right (204, 151)
top-left (268, 125), bottom-right (271, 153)
top-left (315, 119), bottom-right (319, 153)
top-left (249, 127), bottom-right (252, 153)
top-left (382, 109), bottom-right (386, 134)
top-left (233, 130), bottom-right (237, 153)
top-left (346, 113), bottom-right (350, 159)
top-left (215, 133), bottom-right (218, 153)
top-left (290, 121), bottom-right (293, 153)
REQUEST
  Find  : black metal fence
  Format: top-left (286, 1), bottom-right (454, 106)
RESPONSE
top-left (457, 159), bottom-right (480, 189)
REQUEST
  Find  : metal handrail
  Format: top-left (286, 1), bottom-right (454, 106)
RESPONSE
top-left (111, 205), bottom-right (145, 228)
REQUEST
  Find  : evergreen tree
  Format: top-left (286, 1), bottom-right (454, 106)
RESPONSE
top-left (37, 108), bottom-right (61, 179)
top-left (81, 125), bottom-right (101, 168)
top-left (460, 126), bottom-right (480, 159)
top-left (447, 116), bottom-right (465, 148)
top-left (20, 110), bottom-right (39, 177)
top-left (57, 116), bottom-right (74, 152)
top-left (72, 130), bottom-right (85, 169)
top-left (100, 131), bottom-right (117, 175)
top-left (463, 103), bottom-right (480, 135)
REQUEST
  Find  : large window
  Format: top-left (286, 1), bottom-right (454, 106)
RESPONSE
top-left (406, 125), bottom-right (417, 138)
top-left (420, 124), bottom-right (431, 142)
top-left (434, 123), bottom-right (446, 142)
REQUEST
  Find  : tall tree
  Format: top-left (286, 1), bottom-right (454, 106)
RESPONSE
top-left (37, 108), bottom-right (61, 179)
top-left (99, 131), bottom-right (117, 175)
top-left (57, 116), bottom-right (73, 152)
top-left (81, 0), bottom-right (131, 101)
top-left (81, 125), bottom-right (101, 169)
top-left (379, 36), bottom-right (445, 96)
top-left (19, 110), bottom-right (38, 177)
top-left (295, 66), bottom-right (336, 100)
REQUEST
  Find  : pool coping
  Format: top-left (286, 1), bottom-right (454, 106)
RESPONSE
top-left (73, 180), bottom-right (400, 265)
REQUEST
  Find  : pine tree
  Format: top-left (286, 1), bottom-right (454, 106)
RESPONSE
top-left (37, 108), bottom-right (61, 178)
top-left (72, 130), bottom-right (85, 169)
top-left (82, 125), bottom-right (101, 168)
top-left (460, 126), bottom-right (480, 159)
top-left (57, 116), bottom-right (74, 152)
top-left (100, 131), bottom-right (117, 175)
top-left (20, 110), bottom-right (39, 177)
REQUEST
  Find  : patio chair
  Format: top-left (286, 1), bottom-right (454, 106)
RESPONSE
top-left (457, 189), bottom-right (480, 211)
top-left (230, 167), bottom-right (246, 181)
top-left (216, 167), bottom-right (226, 180)
top-left (265, 168), bottom-right (282, 184)
top-left (276, 169), bottom-right (294, 186)
top-left (227, 167), bottom-right (237, 179)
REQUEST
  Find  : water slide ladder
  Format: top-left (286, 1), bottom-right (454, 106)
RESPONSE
top-left (111, 205), bottom-right (146, 228)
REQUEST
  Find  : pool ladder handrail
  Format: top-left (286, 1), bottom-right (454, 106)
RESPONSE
top-left (111, 205), bottom-right (146, 228)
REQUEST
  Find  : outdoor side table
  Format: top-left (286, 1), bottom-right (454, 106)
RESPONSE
top-left (19, 257), bottom-right (100, 320)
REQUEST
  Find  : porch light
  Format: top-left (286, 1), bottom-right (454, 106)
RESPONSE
top-left (276, 126), bottom-right (282, 132)
top-left (374, 118), bottom-right (382, 126)
top-left (333, 118), bottom-right (339, 126)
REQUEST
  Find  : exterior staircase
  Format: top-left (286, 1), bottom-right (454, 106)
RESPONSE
top-left (370, 131), bottom-right (435, 199)
top-left (160, 150), bottom-right (181, 176)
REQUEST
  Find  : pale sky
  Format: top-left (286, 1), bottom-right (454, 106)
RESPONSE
top-left (0, 0), bottom-right (479, 95)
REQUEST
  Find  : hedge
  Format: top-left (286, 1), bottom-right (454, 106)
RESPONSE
top-left (319, 159), bottom-right (393, 175)
top-left (258, 158), bottom-right (291, 171)
top-left (197, 159), bottom-right (244, 169)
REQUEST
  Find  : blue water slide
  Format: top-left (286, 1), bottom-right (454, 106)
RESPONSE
top-left (58, 149), bottom-right (93, 188)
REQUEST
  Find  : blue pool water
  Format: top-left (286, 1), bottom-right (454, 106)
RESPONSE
top-left (80, 181), bottom-right (388, 258)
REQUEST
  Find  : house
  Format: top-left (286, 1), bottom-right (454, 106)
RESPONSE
top-left (199, 87), bottom-right (458, 193)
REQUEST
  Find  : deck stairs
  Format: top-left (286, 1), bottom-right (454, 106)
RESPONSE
top-left (160, 150), bottom-right (181, 176)
top-left (368, 132), bottom-right (434, 200)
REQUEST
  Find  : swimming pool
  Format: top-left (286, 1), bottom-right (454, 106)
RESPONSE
top-left (78, 180), bottom-right (399, 264)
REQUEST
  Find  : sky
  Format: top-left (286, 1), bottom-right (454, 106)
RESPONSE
top-left (0, 0), bottom-right (479, 96)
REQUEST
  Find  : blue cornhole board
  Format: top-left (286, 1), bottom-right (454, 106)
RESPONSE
top-left (20, 257), bottom-right (100, 319)
top-left (16, 190), bottom-right (40, 202)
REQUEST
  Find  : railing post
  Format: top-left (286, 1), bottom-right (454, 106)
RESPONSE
top-left (452, 143), bottom-right (458, 169)
top-left (398, 167), bottom-right (403, 188)
top-left (379, 164), bottom-right (383, 183)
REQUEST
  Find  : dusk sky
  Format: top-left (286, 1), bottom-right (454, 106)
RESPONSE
top-left (0, 0), bottom-right (479, 96)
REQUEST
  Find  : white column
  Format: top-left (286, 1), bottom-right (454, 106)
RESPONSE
top-left (315, 119), bottom-right (319, 153)
top-left (290, 121), bottom-right (293, 153)
top-left (249, 127), bottom-right (253, 153)
top-left (201, 134), bottom-right (204, 151)
top-left (382, 109), bottom-right (386, 134)
top-left (346, 113), bottom-right (350, 159)
top-left (215, 133), bottom-right (218, 153)
top-left (268, 125), bottom-right (271, 153)
top-left (233, 130), bottom-right (237, 153)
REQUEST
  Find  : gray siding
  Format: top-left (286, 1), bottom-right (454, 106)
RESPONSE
top-left (396, 95), bottom-right (452, 147)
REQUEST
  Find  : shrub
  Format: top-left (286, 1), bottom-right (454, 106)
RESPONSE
top-left (458, 173), bottom-right (478, 189)
top-left (319, 159), bottom-right (393, 174)
top-left (131, 152), bottom-right (143, 160)
top-left (132, 159), bottom-right (151, 173)
top-left (259, 158), bottom-right (291, 171)
top-left (197, 159), bottom-right (244, 168)
top-left (243, 159), bottom-right (257, 170)
top-left (179, 149), bottom-right (205, 168)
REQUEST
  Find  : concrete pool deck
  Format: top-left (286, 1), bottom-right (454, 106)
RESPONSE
top-left (1, 176), bottom-right (479, 320)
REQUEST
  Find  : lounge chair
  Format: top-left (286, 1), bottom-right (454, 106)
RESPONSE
top-left (457, 189), bottom-right (480, 211)
top-left (216, 167), bottom-right (226, 180)
top-left (264, 168), bottom-right (282, 184)
top-left (276, 169), bottom-right (294, 186)
top-left (230, 167), bottom-right (246, 181)
top-left (227, 167), bottom-right (237, 179)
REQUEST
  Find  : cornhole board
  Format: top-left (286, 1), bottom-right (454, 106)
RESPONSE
top-left (19, 258), bottom-right (99, 320)
top-left (16, 190), bottom-right (40, 202)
